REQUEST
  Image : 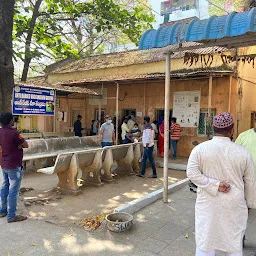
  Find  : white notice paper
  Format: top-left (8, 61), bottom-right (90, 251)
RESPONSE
top-left (173, 91), bottom-right (200, 128)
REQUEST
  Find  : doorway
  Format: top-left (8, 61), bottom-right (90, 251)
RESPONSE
top-left (95, 109), bottom-right (106, 124)
top-left (155, 109), bottom-right (173, 124)
top-left (123, 109), bottom-right (136, 119)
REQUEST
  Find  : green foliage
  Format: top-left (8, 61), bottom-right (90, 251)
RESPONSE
top-left (13, 0), bottom-right (154, 78)
top-left (208, 0), bottom-right (245, 16)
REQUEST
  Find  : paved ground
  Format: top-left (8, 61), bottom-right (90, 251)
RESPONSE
top-left (0, 186), bottom-right (255, 255)
top-left (4, 168), bottom-right (186, 225)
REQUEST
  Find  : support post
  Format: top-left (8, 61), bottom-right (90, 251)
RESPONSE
top-left (143, 83), bottom-right (146, 116)
top-left (207, 74), bottom-right (213, 139)
top-left (83, 95), bottom-right (86, 135)
top-left (163, 53), bottom-right (171, 203)
top-left (53, 91), bottom-right (57, 132)
top-left (98, 84), bottom-right (103, 124)
top-left (116, 82), bottom-right (119, 145)
top-left (228, 75), bottom-right (232, 112)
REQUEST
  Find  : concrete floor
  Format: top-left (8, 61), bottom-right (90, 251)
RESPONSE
top-left (0, 186), bottom-right (255, 255)
top-left (0, 167), bottom-right (187, 226)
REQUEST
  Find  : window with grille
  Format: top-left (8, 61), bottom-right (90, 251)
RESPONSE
top-left (198, 109), bottom-right (216, 136)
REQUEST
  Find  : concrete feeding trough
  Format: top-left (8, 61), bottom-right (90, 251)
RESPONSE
top-left (105, 212), bottom-right (133, 232)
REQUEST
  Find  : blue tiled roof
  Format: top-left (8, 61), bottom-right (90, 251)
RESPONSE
top-left (139, 8), bottom-right (256, 50)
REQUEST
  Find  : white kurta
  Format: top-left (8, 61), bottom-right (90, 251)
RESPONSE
top-left (187, 137), bottom-right (256, 253)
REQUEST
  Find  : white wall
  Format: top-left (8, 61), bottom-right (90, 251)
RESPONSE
top-left (150, 0), bottom-right (209, 26)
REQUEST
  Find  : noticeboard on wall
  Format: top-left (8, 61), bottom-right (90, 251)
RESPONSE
top-left (173, 91), bottom-right (200, 127)
top-left (12, 85), bottom-right (55, 116)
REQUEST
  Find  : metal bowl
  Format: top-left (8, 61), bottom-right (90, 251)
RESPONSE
top-left (105, 212), bottom-right (133, 232)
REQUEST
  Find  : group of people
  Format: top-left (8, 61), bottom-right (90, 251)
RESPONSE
top-left (96, 114), bottom-right (158, 178)
top-left (1, 110), bottom-right (256, 256)
top-left (121, 116), bottom-right (141, 144)
top-left (187, 112), bottom-right (256, 256)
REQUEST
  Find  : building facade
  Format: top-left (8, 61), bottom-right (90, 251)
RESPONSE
top-left (18, 46), bottom-right (256, 157)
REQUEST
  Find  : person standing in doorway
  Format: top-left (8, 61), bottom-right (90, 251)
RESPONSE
top-left (170, 117), bottom-right (181, 159)
top-left (98, 115), bottom-right (115, 148)
top-left (121, 118), bottom-right (130, 144)
top-left (0, 113), bottom-right (28, 223)
top-left (235, 114), bottom-right (256, 172)
top-left (136, 116), bottom-right (157, 178)
top-left (74, 115), bottom-right (83, 137)
top-left (187, 112), bottom-right (256, 256)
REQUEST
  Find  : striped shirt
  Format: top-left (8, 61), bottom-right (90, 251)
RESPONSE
top-left (170, 123), bottom-right (181, 140)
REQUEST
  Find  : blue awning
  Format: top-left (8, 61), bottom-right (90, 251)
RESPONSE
top-left (139, 8), bottom-right (256, 50)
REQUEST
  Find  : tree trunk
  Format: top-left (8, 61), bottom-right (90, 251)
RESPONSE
top-left (21, 0), bottom-right (43, 81)
top-left (0, 0), bottom-right (15, 112)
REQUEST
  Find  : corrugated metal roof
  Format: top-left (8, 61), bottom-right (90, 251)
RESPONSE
top-left (139, 8), bottom-right (256, 50)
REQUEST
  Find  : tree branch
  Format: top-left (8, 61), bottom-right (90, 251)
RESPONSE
top-left (21, 0), bottom-right (43, 81)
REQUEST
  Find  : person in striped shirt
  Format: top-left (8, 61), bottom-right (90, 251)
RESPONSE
top-left (170, 117), bottom-right (181, 159)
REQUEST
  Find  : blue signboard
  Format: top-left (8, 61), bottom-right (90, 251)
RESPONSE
top-left (12, 85), bottom-right (56, 116)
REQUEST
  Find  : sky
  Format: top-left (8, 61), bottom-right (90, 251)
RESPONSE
top-left (149, 0), bottom-right (163, 28)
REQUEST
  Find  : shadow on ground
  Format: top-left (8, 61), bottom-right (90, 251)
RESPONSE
top-left (7, 167), bottom-right (186, 228)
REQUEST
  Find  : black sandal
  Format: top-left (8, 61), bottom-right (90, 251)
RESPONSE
top-left (148, 175), bottom-right (157, 178)
top-left (8, 215), bottom-right (27, 223)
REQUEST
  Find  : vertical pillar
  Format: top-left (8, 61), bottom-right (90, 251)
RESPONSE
top-left (83, 95), bottom-right (86, 134)
top-left (53, 91), bottom-right (57, 132)
top-left (143, 83), bottom-right (146, 116)
top-left (228, 75), bottom-right (232, 112)
top-left (116, 82), bottom-right (119, 145)
top-left (163, 53), bottom-right (171, 203)
top-left (207, 74), bottom-right (213, 138)
top-left (98, 84), bottom-right (103, 124)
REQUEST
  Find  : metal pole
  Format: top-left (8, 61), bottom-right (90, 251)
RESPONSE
top-left (163, 53), bottom-right (171, 203)
top-left (208, 75), bottom-right (213, 120)
top-left (116, 82), bottom-right (119, 145)
top-left (207, 74), bottom-right (213, 139)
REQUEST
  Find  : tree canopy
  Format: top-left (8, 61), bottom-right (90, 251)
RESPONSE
top-left (13, 0), bottom-right (155, 81)
top-left (208, 0), bottom-right (251, 16)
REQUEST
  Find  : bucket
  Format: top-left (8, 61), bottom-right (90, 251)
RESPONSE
top-left (105, 212), bottom-right (133, 232)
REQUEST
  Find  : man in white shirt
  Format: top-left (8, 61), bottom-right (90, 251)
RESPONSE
top-left (121, 118), bottom-right (130, 144)
top-left (187, 112), bottom-right (256, 256)
top-left (136, 116), bottom-right (157, 178)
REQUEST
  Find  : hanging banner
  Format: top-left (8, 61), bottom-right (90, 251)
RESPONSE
top-left (173, 91), bottom-right (200, 127)
top-left (12, 85), bottom-right (56, 116)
